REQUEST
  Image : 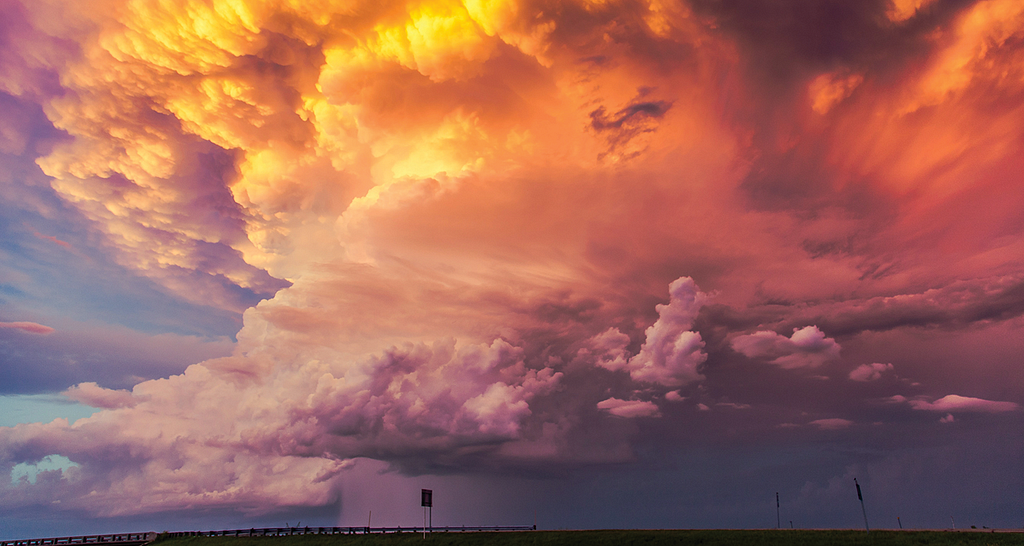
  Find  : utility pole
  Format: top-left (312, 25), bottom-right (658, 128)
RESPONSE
top-left (854, 478), bottom-right (869, 533)
top-left (776, 492), bottom-right (780, 529)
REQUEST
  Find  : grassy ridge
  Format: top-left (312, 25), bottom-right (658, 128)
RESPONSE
top-left (154, 530), bottom-right (1024, 546)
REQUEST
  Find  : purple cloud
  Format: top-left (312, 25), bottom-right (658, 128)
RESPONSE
top-left (731, 326), bottom-right (840, 369)
top-left (848, 362), bottom-right (894, 382)
top-left (596, 398), bottom-right (661, 418)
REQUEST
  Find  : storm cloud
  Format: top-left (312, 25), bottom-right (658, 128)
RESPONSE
top-left (1, 0), bottom-right (1023, 533)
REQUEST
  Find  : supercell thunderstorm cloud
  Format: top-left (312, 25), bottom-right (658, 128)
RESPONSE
top-left (1, 0), bottom-right (1024, 535)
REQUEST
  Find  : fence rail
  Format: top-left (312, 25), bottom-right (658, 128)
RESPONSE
top-left (165, 526), bottom-right (535, 537)
top-left (1, 533), bottom-right (157, 546)
top-left (4, 524), bottom-right (535, 545)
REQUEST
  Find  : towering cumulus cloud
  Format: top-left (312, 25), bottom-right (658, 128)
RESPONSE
top-left (1, 0), bottom-right (1023, 528)
top-left (592, 277), bottom-right (707, 386)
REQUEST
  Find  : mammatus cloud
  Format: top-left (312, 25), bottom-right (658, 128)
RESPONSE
top-left (0, 322), bottom-right (54, 335)
top-left (730, 326), bottom-right (840, 369)
top-left (849, 363), bottom-right (894, 382)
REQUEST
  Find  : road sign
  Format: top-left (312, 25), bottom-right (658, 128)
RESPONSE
top-left (421, 489), bottom-right (433, 507)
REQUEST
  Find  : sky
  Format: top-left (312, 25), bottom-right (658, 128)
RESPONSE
top-left (1, 0), bottom-right (1023, 537)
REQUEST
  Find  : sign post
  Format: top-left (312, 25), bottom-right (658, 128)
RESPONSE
top-left (421, 489), bottom-right (433, 539)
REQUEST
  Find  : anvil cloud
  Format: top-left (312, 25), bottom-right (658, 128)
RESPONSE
top-left (1, 0), bottom-right (1023, 534)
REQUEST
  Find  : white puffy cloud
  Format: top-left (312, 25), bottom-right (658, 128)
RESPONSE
top-left (730, 326), bottom-right (840, 369)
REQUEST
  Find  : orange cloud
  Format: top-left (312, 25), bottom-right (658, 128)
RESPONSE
top-left (886, 0), bottom-right (939, 23)
top-left (3, 0), bottom-right (1024, 522)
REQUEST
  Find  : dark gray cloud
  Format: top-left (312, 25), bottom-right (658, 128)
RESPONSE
top-left (751, 276), bottom-right (1024, 337)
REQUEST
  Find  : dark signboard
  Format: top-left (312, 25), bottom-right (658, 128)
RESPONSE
top-left (421, 489), bottom-right (432, 507)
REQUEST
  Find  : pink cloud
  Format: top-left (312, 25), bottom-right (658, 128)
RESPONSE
top-left (664, 391), bottom-right (685, 402)
top-left (0, 333), bottom-right (567, 515)
top-left (596, 398), bottom-right (661, 418)
top-left (909, 395), bottom-right (1019, 413)
top-left (0, 0), bottom-right (1023, 524)
top-left (625, 277), bottom-right (708, 386)
top-left (731, 326), bottom-right (840, 369)
top-left (30, 229), bottom-right (71, 249)
top-left (0, 321), bottom-right (55, 335)
top-left (592, 277), bottom-right (708, 387)
top-left (716, 402), bottom-right (751, 410)
top-left (63, 383), bottom-right (138, 409)
top-left (809, 418), bottom-right (853, 430)
top-left (849, 363), bottom-right (894, 382)
top-left (585, 327), bottom-right (631, 372)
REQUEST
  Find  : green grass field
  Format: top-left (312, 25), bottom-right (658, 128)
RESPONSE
top-left (154, 530), bottom-right (1024, 546)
